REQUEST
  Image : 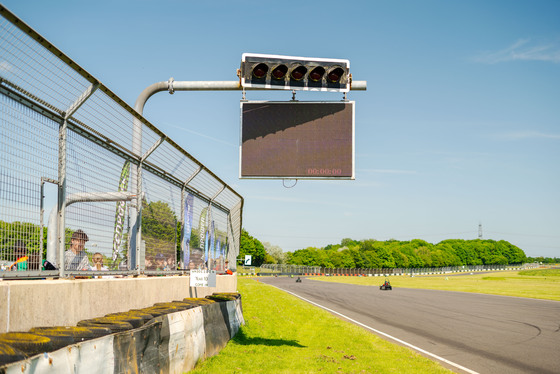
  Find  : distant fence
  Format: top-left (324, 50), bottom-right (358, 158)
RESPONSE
top-left (257, 263), bottom-right (532, 276)
top-left (0, 6), bottom-right (243, 278)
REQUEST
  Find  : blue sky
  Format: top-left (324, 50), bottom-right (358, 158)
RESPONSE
top-left (3, 0), bottom-right (559, 258)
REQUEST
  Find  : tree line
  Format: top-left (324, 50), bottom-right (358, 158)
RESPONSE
top-left (239, 231), bottom-right (532, 268)
top-left (285, 238), bottom-right (527, 268)
top-left (526, 256), bottom-right (560, 264)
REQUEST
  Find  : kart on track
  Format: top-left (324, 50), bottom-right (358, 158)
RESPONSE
top-left (379, 279), bottom-right (392, 290)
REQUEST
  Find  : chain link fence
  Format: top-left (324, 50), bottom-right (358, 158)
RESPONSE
top-left (0, 5), bottom-right (243, 278)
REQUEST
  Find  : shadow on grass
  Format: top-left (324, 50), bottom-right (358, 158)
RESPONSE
top-left (233, 329), bottom-right (306, 347)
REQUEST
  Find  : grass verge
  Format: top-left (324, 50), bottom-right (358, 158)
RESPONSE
top-left (191, 277), bottom-right (453, 374)
top-left (312, 269), bottom-right (560, 301)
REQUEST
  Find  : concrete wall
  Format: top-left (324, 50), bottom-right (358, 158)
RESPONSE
top-left (0, 274), bottom-right (237, 333)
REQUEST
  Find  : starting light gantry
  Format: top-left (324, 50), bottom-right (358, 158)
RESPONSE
top-left (240, 53), bottom-right (350, 92)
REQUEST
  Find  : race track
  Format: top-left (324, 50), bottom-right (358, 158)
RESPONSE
top-left (258, 276), bottom-right (560, 374)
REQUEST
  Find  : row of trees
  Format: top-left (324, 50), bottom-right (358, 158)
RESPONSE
top-left (526, 256), bottom-right (560, 264)
top-left (238, 231), bottom-right (530, 268)
top-left (285, 238), bottom-right (527, 268)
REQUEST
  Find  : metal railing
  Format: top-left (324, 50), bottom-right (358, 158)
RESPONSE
top-left (0, 5), bottom-right (242, 278)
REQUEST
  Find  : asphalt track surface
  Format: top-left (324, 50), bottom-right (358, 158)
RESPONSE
top-left (257, 276), bottom-right (560, 374)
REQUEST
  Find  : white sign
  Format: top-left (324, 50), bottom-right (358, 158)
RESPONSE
top-left (244, 255), bottom-right (252, 266)
top-left (190, 269), bottom-right (217, 288)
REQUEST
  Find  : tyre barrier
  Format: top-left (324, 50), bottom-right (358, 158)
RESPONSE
top-left (29, 327), bottom-right (96, 343)
top-left (77, 318), bottom-right (135, 332)
top-left (0, 293), bottom-right (243, 373)
top-left (0, 342), bottom-right (26, 367)
top-left (0, 333), bottom-right (53, 358)
top-left (135, 306), bottom-right (177, 318)
top-left (206, 293), bottom-right (238, 302)
top-left (105, 311), bottom-right (154, 325)
top-left (26, 327), bottom-right (99, 352)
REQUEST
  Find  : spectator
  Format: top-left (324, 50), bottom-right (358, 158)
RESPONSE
top-left (166, 254), bottom-right (176, 270)
top-left (90, 252), bottom-right (114, 278)
top-left (64, 229), bottom-right (90, 271)
top-left (155, 253), bottom-right (166, 271)
top-left (190, 248), bottom-right (204, 269)
top-left (90, 252), bottom-right (108, 271)
top-left (224, 259), bottom-right (233, 275)
top-left (10, 240), bottom-right (28, 271)
top-left (145, 255), bottom-right (154, 270)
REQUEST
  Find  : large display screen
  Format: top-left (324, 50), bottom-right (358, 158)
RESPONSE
top-left (240, 101), bottom-right (355, 179)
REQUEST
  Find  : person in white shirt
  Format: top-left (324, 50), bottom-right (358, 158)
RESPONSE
top-left (64, 229), bottom-right (90, 271)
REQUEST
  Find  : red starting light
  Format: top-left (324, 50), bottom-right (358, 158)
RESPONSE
top-left (327, 67), bottom-right (345, 83)
top-left (309, 66), bottom-right (326, 82)
top-left (252, 63), bottom-right (269, 79)
top-left (290, 65), bottom-right (307, 81)
top-left (271, 64), bottom-right (288, 79)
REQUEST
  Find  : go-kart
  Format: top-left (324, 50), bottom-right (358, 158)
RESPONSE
top-left (379, 279), bottom-right (392, 290)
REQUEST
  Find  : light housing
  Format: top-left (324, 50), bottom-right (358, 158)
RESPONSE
top-left (240, 53), bottom-right (350, 92)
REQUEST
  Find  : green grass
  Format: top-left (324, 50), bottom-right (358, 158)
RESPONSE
top-left (191, 277), bottom-right (453, 374)
top-left (518, 268), bottom-right (560, 276)
top-left (191, 269), bottom-right (559, 373)
top-left (312, 269), bottom-right (560, 301)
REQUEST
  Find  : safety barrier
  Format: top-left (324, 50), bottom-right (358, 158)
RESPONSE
top-left (0, 294), bottom-right (243, 373)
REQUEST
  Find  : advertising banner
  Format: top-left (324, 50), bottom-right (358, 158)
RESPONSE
top-left (210, 220), bottom-right (215, 263)
top-left (113, 161), bottom-right (131, 264)
top-left (198, 207), bottom-right (208, 267)
top-left (183, 193), bottom-right (194, 268)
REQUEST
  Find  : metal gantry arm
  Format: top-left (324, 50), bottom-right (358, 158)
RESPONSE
top-left (135, 79), bottom-right (367, 112)
top-left (132, 78), bottom-right (367, 272)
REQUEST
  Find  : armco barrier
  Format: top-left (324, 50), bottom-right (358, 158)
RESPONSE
top-left (0, 295), bottom-right (244, 373)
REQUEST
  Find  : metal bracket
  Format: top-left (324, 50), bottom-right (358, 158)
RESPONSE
top-left (64, 82), bottom-right (100, 120)
top-left (168, 77), bottom-right (175, 95)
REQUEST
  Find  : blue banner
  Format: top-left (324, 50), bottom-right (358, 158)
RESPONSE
top-left (210, 220), bottom-right (215, 265)
top-left (182, 193), bottom-right (194, 268)
top-left (198, 207), bottom-right (208, 268)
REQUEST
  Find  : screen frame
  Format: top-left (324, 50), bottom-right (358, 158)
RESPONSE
top-left (239, 100), bottom-right (355, 180)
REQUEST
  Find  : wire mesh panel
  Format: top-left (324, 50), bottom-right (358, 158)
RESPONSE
top-left (0, 15), bottom-right (90, 116)
top-left (0, 5), bottom-right (243, 277)
top-left (142, 170), bottom-right (180, 271)
top-left (0, 94), bottom-right (58, 271)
